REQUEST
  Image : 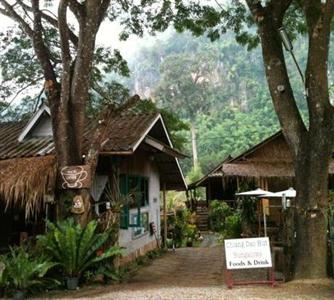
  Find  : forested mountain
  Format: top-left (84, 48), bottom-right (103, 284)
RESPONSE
top-left (121, 30), bottom-right (311, 174)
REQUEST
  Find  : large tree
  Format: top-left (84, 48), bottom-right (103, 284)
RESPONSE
top-left (177, 0), bottom-right (334, 279)
top-left (0, 0), bottom-right (187, 225)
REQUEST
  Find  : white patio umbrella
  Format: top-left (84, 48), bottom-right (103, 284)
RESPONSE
top-left (257, 187), bottom-right (296, 210)
top-left (235, 188), bottom-right (268, 196)
top-left (272, 187), bottom-right (296, 198)
top-left (258, 187), bottom-right (296, 198)
top-left (257, 191), bottom-right (277, 198)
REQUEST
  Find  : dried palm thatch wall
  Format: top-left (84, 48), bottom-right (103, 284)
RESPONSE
top-left (221, 134), bottom-right (294, 185)
top-left (0, 156), bottom-right (56, 218)
top-left (243, 134), bottom-right (293, 162)
top-left (222, 162), bottom-right (294, 178)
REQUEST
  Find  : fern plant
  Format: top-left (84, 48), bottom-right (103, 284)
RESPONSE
top-left (4, 247), bottom-right (56, 291)
top-left (37, 218), bottom-right (122, 279)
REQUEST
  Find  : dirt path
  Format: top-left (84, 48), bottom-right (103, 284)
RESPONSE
top-left (45, 244), bottom-right (334, 300)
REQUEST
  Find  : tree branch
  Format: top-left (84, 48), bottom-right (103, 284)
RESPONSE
top-left (68, 0), bottom-right (84, 21)
top-left (58, 0), bottom-right (71, 106)
top-left (0, 0), bottom-right (34, 37)
top-left (0, 76), bottom-right (44, 115)
top-left (97, 0), bottom-right (111, 26)
top-left (250, 2), bottom-right (307, 155)
top-left (15, 0), bottom-right (79, 48)
top-left (245, 0), bottom-right (263, 15)
top-left (30, 0), bottom-right (57, 83)
top-left (303, 0), bottom-right (334, 130)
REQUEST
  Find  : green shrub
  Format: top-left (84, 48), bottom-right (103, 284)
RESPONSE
top-left (209, 200), bottom-right (232, 232)
top-left (238, 196), bottom-right (257, 224)
top-left (37, 218), bottom-right (122, 280)
top-left (0, 259), bottom-right (7, 291)
top-left (4, 247), bottom-right (57, 292)
top-left (167, 209), bottom-right (190, 247)
top-left (224, 214), bottom-right (242, 239)
top-left (185, 224), bottom-right (198, 240)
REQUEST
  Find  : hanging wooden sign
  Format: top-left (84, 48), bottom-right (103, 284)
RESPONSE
top-left (60, 165), bottom-right (91, 189)
top-left (71, 195), bottom-right (85, 214)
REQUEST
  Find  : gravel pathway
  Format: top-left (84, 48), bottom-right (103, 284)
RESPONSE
top-left (41, 238), bottom-right (334, 299)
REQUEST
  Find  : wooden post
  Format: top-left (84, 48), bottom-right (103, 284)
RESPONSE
top-left (163, 183), bottom-right (167, 249)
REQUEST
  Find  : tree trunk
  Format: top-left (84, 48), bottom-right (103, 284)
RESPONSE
top-left (249, 1), bottom-right (334, 279)
top-left (293, 132), bottom-right (332, 278)
top-left (190, 122), bottom-right (198, 168)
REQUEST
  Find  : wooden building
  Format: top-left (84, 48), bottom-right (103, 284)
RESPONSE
top-left (189, 131), bottom-right (334, 204)
top-left (0, 104), bottom-right (187, 262)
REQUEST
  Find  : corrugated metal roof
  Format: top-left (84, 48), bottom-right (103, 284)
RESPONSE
top-left (0, 113), bottom-right (159, 160)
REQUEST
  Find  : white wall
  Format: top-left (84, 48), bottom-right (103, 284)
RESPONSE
top-left (30, 114), bottom-right (53, 137)
top-left (118, 152), bottom-right (161, 256)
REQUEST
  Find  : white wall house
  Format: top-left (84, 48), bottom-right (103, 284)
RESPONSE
top-left (0, 104), bottom-right (187, 260)
top-left (118, 152), bottom-right (161, 262)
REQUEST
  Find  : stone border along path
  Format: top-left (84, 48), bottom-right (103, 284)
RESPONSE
top-left (51, 242), bottom-right (334, 300)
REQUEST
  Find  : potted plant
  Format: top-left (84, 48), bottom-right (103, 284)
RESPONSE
top-left (185, 224), bottom-right (198, 247)
top-left (37, 218), bottom-right (122, 290)
top-left (0, 259), bottom-right (7, 297)
top-left (5, 247), bottom-right (56, 299)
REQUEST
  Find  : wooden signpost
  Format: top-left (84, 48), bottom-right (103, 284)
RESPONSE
top-left (224, 237), bottom-right (275, 288)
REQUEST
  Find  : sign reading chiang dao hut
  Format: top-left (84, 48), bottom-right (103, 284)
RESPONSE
top-left (224, 237), bottom-right (272, 269)
top-left (60, 165), bottom-right (91, 189)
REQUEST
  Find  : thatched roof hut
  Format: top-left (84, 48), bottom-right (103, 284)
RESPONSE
top-left (0, 105), bottom-right (186, 218)
top-left (222, 131), bottom-right (294, 179)
top-left (189, 131), bottom-right (334, 202)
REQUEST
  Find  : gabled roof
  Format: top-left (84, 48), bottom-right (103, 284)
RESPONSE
top-left (227, 131), bottom-right (284, 163)
top-left (17, 104), bottom-right (51, 142)
top-left (189, 131), bottom-right (291, 188)
top-left (0, 111), bottom-right (173, 159)
top-left (190, 130), bottom-right (334, 186)
top-left (0, 106), bottom-right (187, 191)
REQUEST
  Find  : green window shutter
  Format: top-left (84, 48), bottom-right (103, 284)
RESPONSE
top-left (128, 175), bottom-right (141, 227)
top-left (144, 177), bottom-right (149, 206)
top-left (119, 175), bottom-right (149, 229)
top-left (119, 174), bottom-right (129, 229)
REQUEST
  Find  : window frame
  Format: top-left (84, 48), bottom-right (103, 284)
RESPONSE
top-left (119, 174), bottom-right (149, 229)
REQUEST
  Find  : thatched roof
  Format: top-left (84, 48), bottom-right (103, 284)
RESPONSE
top-left (190, 131), bottom-right (334, 188)
top-left (0, 156), bottom-right (56, 218)
top-left (222, 162), bottom-right (294, 178)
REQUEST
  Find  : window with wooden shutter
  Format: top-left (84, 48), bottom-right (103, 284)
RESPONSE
top-left (119, 175), bottom-right (149, 229)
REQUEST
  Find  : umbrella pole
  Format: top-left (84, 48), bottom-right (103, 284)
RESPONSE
top-left (258, 201), bottom-right (262, 236)
top-left (263, 208), bottom-right (267, 237)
